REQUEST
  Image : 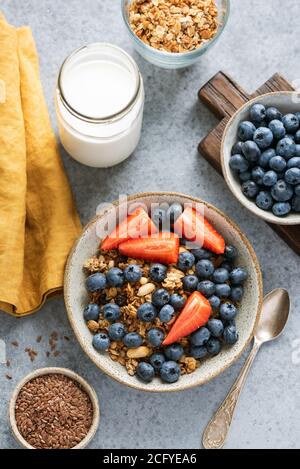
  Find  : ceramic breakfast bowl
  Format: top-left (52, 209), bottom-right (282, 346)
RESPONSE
top-left (221, 92), bottom-right (300, 225)
top-left (64, 192), bottom-right (263, 393)
top-left (9, 367), bottom-right (100, 449)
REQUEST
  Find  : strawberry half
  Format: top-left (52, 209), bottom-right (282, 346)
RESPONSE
top-left (173, 206), bottom-right (225, 255)
top-left (101, 207), bottom-right (157, 251)
top-left (119, 232), bottom-right (180, 265)
top-left (163, 291), bottom-right (212, 346)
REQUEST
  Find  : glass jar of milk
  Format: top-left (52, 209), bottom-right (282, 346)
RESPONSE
top-left (55, 43), bottom-right (144, 168)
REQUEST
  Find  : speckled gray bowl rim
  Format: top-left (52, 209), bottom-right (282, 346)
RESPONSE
top-left (9, 367), bottom-right (100, 449)
top-left (64, 192), bottom-right (263, 393)
top-left (221, 91), bottom-right (300, 226)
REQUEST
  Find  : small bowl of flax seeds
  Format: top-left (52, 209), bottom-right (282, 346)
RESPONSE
top-left (9, 368), bottom-right (100, 449)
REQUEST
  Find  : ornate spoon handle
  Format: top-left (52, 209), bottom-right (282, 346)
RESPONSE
top-left (202, 340), bottom-right (261, 449)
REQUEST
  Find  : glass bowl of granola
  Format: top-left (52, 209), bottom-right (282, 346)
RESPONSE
top-left (121, 0), bottom-right (230, 69)
top-left (64, 192), bottom-right (263, 392)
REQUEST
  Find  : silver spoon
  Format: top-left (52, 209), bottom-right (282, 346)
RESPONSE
top-left (202, 288), bottom-right (290, 450)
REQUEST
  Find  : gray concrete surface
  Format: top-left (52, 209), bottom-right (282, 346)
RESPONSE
top-left (0, 0), bottom-right (299, 450)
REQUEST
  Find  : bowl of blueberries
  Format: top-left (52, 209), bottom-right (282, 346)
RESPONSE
top-left (221, 92), bottom-right (300, 224)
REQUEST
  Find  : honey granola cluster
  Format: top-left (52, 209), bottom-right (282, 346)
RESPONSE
top-left (129, 0), bottom-right (219, 53)
top-left (84, 248), bottom-right (201, 377)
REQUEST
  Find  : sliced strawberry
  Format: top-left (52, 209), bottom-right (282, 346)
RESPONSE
top-left (163, 292), bottom-right (212, 346)
top-left (173, 206), bottom-right (225, 255)
top-left (101, 207), bottom-right (157, 251)
top-left (119, 232), bottom-right (179, 265)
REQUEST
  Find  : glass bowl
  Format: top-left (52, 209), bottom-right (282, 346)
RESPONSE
top-left (121, 0), bottom-right (230, 69)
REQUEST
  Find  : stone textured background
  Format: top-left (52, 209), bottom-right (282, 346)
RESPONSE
top-left (0, 0), bottom-right (299, 449)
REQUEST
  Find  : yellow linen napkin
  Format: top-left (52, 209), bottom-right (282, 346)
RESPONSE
top-left (0, 15), bottom-right (82, 317)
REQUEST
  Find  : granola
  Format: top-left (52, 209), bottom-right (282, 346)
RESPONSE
top-left (129, 0), bottom-right (219, 53)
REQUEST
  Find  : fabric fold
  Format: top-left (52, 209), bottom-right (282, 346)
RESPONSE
top-left (0, 15), bottom-right (82, 317)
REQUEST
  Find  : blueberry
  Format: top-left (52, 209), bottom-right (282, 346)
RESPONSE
top-left (238, 121), bottom-right (256, 141)
top-left (198, 281), bottom-right (216, 297)
top-left (152, 288), bottom-right (170, 307)
top-left (169, 293), bottom-right (186, 311)
top-left (220, 261), bottom-right (233, 272)
top-left (231, 141), bottom-right (244, 155)
top-left (137, 303), bottom-right (158, 322)
top-left (283, 114), bottom-right (299, 133)
top-left (287, 157), bottom-right (300, 169)
top-left (223, 325), bottom-right (239, 345)
top-left (191, 327), bottom-right (211, 347)
top-left (265, 107), bottom-right (282, 123)
top-left (83, 303), bottom-right (100, 321)
top-left (296, 185), bottom-right (300, 196)
top-left (206, 338), bottom-right (222, 356)
top-left (147, 328), bottom-right (165, 347)
top-left (269, 156), bottom-right (287, 172)
top-left (263, 170), bottom-right (278, 187)
top-left (137, 362), bottom-right (155, 383)
top-left (190, 346), bottom-right (208, 359)
top-left (253, 127), bottom-right (273, 149)
top-left (224, 245), bottom-right (238, 260)
top-left (276, 137), bottom-right (296, 159)
top-left (103, 303), bottom-right (121, 322)
top-left (209, 295), bottom-right (221, 310)
top-left (250, 103), bottom-right (266, 123)
top-left (164, 343), bottom-right (184, 361)
top-left (271, 180), bottom-right (294, 202)
top-left (152, 206), bottom-right (168, 230)
top-left (159, 304), bottom-right (175, 323)
top-left (150, 353), bottom-right (166, 371)
top-left (108, 323), bottom-right (126, 341)
top-left (123, 332), bottom-right (143, 348)
top-left (272, 202), bottom-right (292, 217)
top-left (231, 286), bottom-right (244, 303)
top-left (255, 191), bottom-right (273, 211)
top-left (160, 361), bottom-right (181, 383)
top-left (167, 203), bottom-right (183, 224)
top-left (220, 303), bottom-right (238, 321)
top-left (268, 120), bottom-right (286, 140)
top-left (196, 259), bottom-right (215, 278)
top-left (296, 145), bottom-right (300, 157)
top-left (285, 168), bottom-right (300, 185)
top-left (192, 248), bottom-right (213, 260)
top-left (212, 268), bottom-right (229, 284)
top-left (92, 333), bottom-right (110, 351)
top-left (252, 166), bottom-right (265, 185)
top-left (215, 283), bottom-right (231, 298)
top-left (149, 263), bottom-right (167, 282)
top-left (242, 141), bottom-right (261, 163)
top-left (259, 149), bottom-right (276, 168)
top-left (295, 130), bottom-right (300, 144)
top-left (177, 251), bottom-right (195, 272)
top-left (239, 171), bottom-right (252, 183)
top-left (86, 273), bottom-right (107, 292)
top-left (230, 267), bottom-right (248, 285)
top-left (230, 154), bottom-right (249, 173)
top-left (242, 181), bottom-right (259, 199)
top-left (207, 319), bottom-right (224, 338)
top-left (183, 275), bottom-right (199, 292)
top-left (106, 268), bottom-right (124, 287)
top-left (124, 264), bottom-right (142, 284)
top-left (292, 196), bottom-right (300, 212)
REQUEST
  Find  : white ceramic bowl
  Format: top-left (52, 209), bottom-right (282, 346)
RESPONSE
top-left (64, 192), bottom-right (263, 392)
top-left (222, 92), bottom-right (300, 225)
top-left (9, 367), bottom-right (100, 449)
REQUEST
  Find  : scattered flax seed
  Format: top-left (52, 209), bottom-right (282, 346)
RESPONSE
top-left (15, 373), bottom-right (93, 449)
top-left (64, 336), bottom-right (70, 342)
top-left (46, 351), bottom-right (50, 358)
top-left (53, 351), bottom-right (60, 357)
top-left (25, 348), bottom-right (38, 362)
top-left (36, 335), bottom-right (42, 343)
top-left (11, 341), bottom-right (19, 348)
top-left (129, 0), bottom-right (219, 53)
top-left (6, 374), bottom-right (12, 380)
top-left (6, 360), bottom-right (11, 367)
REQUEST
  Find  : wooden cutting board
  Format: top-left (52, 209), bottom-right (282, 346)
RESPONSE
top-left (198, 71), bottom-right (300, 256)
